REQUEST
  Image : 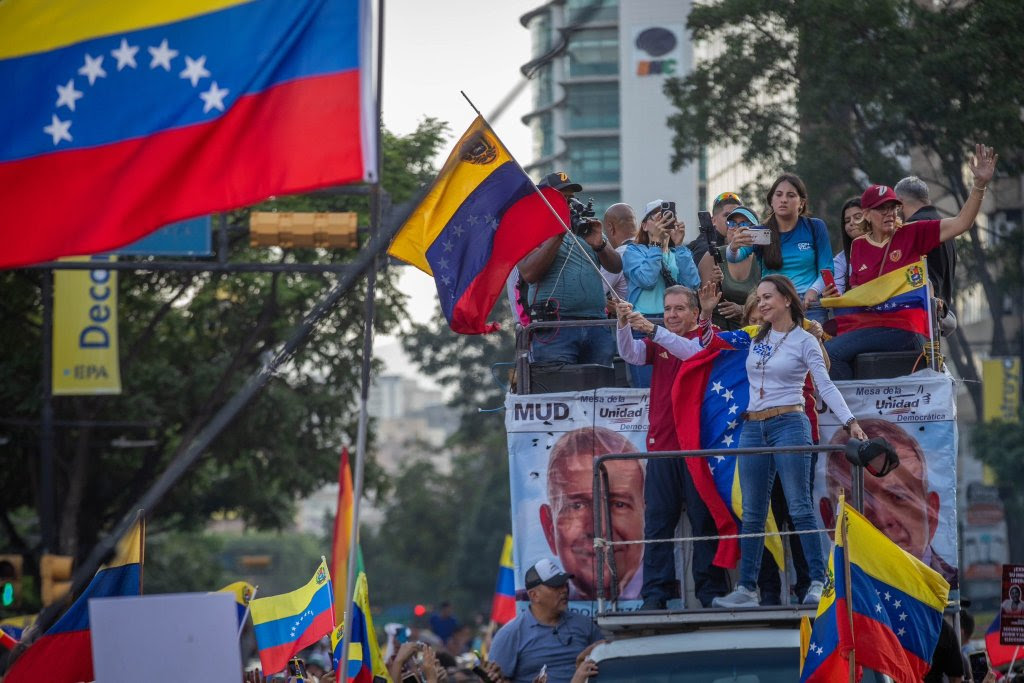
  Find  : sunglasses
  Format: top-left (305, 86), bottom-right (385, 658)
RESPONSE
top-left (726, 219), bottom-right (753, 228)
top-left (714, 192), bottom-right (741, 206)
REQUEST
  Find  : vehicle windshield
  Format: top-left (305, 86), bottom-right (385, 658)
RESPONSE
top-left (593, 649), bottom-right (894, 683)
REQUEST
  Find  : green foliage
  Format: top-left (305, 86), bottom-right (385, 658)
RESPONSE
top-left (145, 531), bottom-right (228, 594)
top-left (971, 408), bottom-right (1024, 561)
top-left (0, 119), bottom-right (451, 566)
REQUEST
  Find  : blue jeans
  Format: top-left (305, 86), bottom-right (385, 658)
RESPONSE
top-left (628, 329), bottom-right (653, 388)
top-left (736, 412), bottom-right (825, 591)
top-left (641, 456), bottom-right (729, 607)
top-left (824, 327), bottom-right (919, 380)
top-left (804, 302), bottom-right (829, 325)
top-left (531, 324), bottom-right (614, 366)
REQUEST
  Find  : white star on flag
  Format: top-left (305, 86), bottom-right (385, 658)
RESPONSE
top-left (728, 405), bottom-right (738, 415)
top-left (43, 114), bottom-right (72, 145)
top-left (722, 434), bottom-right (734, 446)
top-left (875, 603), bottom-right (883, 613)
top-left (180, 55), bottom-right (211, 87)
top-left (148, 39), bottom-right (179, 70)
top-left (893, 599), bottom-right (901, 609)
top-left (815, 646), bottom-right (823, 655)
top-left (883, 591), bottom-right (891, 601)
top-left (55, 79), bottom-right (83, 111)
top-left (711, 381), bottom-right (723, 394)
top-left (899, 612), bottom-right (908, 621)
top-left (451, 224), bottom-right (464, 237)
top-left (442, 240), bottom-right (454, 252)
top-left (727, 420), bottom-right (738, 430)
top-left (111, 38), bottom-right (139, 70)
top-left (78, 54), bottom-right (107, 86)
top-left (897, 627), bottom-right (906, 637)
top-left (722, 389), bottom-right (734, 401)
top-left (200, 81), bottom-right (229, 112)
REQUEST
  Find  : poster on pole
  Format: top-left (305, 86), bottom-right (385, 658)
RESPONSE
top-left (812, 369), bottom-right (960, 590)
top-left (506, 389), bottom-right (649, 616)
top-left (52, 255), bottom-right (121, 395)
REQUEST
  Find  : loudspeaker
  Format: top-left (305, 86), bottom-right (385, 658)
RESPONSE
top-left (853, 351), bottom-right (921, 380)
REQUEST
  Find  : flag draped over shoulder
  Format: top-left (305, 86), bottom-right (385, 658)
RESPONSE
top-left (4, 520), bottom-right (144, 683)
top-left (0, 0), bottom-right (375, 268)
top-left (801, 499), bottom-right (949, 683)
top-left (671, 327), bottom-right (784, 569)
top-left (251, 560), bottom-right (335, 676)
top-left (333, 447), bottom-right (355, 626)
top-left (331, 572), bottom-right (388, 683)
top-left (388, 116), bottom-right (569, 334)
top-left (821, 260), bottom-right (931, 337)
top-left (490, 534), bottom-right (516, 624)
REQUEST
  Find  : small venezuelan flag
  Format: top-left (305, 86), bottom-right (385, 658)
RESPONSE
top-left (216, 580), bottom-right (255, 626)
top-left (821, 259), bottom-right (931, 337)
top-left (0, 0), bottom-right (375, 268)
top-left (251, 560), bottom-right (335, 676)
top-left (331, 572), bottom-right (387, 682)
top-left (490, 535), bottom-right (516, 625)
top-left (4, 520), bottom-right (144, 683)
top-left (388, 116), bottom-right (569, 334)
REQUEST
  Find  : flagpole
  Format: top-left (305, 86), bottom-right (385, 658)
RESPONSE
top-left (338, 0), bottom-right (385, 676)
top-left (460, 91), bottom-right (625, 303)
top-left (238, 585), bottom-right (259, 641)
top-left (840, 502), bottom-right (856, 683)
top-left (1009, 645), bottom-right (1021, 675)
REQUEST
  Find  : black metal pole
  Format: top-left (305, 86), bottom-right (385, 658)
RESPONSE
top-left (39, 270), bottom-right (56, 552)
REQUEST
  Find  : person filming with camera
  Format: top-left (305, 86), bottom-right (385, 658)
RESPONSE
top-left (518, 172), bottom-right (622, 366)
top-left (620, 199), bottom-right (700, 387)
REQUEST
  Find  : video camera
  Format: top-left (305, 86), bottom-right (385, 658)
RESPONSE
top-left (567, 196), bottom-right (596, 236)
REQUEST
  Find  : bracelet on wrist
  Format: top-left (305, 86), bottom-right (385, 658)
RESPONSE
top-left (972, 184), bottom-right (987, 193)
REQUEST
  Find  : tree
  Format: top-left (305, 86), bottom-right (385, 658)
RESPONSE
top-left (664, 0), bottom-right (1024, 414)
top-left (971, 409), bottom-right (1024, 561)
top-left (0, 119), bottom-right (451, 566)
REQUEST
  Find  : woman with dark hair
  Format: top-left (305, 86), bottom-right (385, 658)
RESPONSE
top-left (725, 174), bottom-right (834, 323)
top-left (710, 275), bottom-right (867, 609)
top-left (807, 197), bottom-right (863, 297)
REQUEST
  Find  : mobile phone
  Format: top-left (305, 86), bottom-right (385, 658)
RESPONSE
top-left (698, 210), bottom-right (722, 264)
top-left (660, 201), bottom-right (676, 220)
top-left (747, 227), bottom-right (772, 245)
top-left (697, 210), bottom-right (714, 231)
top-left (539, 664), bottom-right (548, 679)
top-left (968, 651), bottom-right (989, 682)
top-left (820, 269), bottom-right (836, 290)
top-left (401, 672), bottom-right (421, 683)
top-left (288, 657), bottom-right (308, 678)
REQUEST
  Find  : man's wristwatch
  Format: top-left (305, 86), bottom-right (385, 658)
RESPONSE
top-left (842, 417), bottom-right (858, 433)
top-left (594, 238), bottom-right (608, 252)
top-left (646, 325), bottom-right (658, 340)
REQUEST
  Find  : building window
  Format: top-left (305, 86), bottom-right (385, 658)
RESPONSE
top-left (531, 112), bottom-right (554, 160)
top-left (568, 28), bottom-right (619, 77)
top-left (566, 82), bottom-right (619, 130)
top-left (567, 0), bottom-right (618, 23)
top-left (568, 138), bottom-right (620, 185)
top-left (535, 64), bottom-right (554, 109)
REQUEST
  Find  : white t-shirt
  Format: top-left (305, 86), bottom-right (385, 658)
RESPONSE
top-left (745, 325), bottom-right (854, 424)
top-left (601, 240), bottom-right (631, 301)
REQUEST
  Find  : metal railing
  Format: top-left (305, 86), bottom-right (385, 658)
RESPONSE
top-left (591, 444), bottom-right (854, 614)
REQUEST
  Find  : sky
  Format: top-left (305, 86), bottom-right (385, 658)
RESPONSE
top-left (375, 0), bottom-right (537, 387)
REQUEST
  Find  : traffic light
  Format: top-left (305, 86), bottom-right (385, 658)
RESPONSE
top-left (249, 211), bottom-right (358, 249)
top-left (0, 555), bottom-right (22, 608)
top-left (40, 553), bottom-right (73, 607)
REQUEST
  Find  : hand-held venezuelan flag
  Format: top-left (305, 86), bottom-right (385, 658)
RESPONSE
top-left (0, 0), bottom-right (375, 268)
top-left (821, 260), bottom-right (931, 337)
top-left (331, 572), bottom-right (388, 682)
top-left (985, 612), bottom-right (1020, 668)
top-left (333, 446), bottom-right (355, 626)
top-left (671, 327), bottom-right (784, 570)
top-left (216, 580), bottom-right (256, 626)
top-left (388, 116), bottom-right (569, 334)
top-left (804, 498), bottom-right (950, 683)
top-left (799, 541), bottom-right (847, 682)
top-left (490, 535), bottom-right (516, 624)
top-left (4, 520), bottom-right (144, 683)
top-left (251, 560), bottom-right (335, 676)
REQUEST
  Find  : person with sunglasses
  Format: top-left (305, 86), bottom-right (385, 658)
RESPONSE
top-left (711, 206), bottom-right (764, 330)
top-left (824, 144), bottom-right (998, 379)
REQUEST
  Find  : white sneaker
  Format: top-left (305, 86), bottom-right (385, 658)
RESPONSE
top-left (803, 581), bottom-right (825, 605)
top-left (712, 585), bottom-right (759, 608)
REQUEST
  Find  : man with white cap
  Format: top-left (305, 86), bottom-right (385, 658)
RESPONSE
top-left (489, 558), bottom-right (604, 683)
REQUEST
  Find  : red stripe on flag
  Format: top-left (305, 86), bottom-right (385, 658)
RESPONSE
top-left (3, 629), bottom-right (93, 683)
top-left (491, 594), bottom-right (516, 625)
top-left (0, 630), bottom-right (17, 650)
top-left (831, 309), bottom-right (930, 336)
top-left (258, 608), bottom-right (336, 676)
top-left (0, 70), bottom-right (364, 268)
top-left (838, 605), bottom-right (931, 683)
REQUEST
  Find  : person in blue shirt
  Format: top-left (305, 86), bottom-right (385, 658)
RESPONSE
top-left (621, 199), bottom-right (700, 387)
top-left (724, 174), bottom-right (833, 323)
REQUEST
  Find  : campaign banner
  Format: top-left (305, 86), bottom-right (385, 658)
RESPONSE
top-left (506, 389), bottom-right (650, 615)
top-left (1000, 564), bottom-right (1024, 645)
top-left (812, 369), bottom-right (959, 590)
top-left (53, 256), bottom-right (121, 395)
top-left (983, 357), bottom-right (1021, 423)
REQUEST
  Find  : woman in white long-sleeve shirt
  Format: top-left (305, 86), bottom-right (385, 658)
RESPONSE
top-left (711, 274), bottom-right (868, 610)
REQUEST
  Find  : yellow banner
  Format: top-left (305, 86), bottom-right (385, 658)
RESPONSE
top-left (983, 357), bottom-right (1021, 423)
top-left (52, 257), bottom-right (121, 395)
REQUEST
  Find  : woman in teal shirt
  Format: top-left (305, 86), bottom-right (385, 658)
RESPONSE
top-left (622, 199), bottom-right (700, 387)
top-left (725, 174), bottom-right (833, 323)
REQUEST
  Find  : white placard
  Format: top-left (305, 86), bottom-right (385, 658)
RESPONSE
top-left (90, 592), bottom-right (241, 682)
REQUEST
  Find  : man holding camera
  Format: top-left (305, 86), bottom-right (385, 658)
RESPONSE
top-left (518, 172), bottom-right (622, 366)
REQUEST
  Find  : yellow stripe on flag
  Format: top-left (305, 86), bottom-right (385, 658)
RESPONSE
top-left (387, 116), bottom-right (515, 275)
top-left (111, 519), bottom-right (143, 567)
top-left (251, 560), bottom-right (331, 626)
top-left (821, 259), bottom-right (927, 309)
top-left (499, 535), bottom-right (514, 569)
top-left (0, 0), bottom-right (253, 59)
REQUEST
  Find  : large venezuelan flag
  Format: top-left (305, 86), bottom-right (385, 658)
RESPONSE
top-left (388, 116), bottom-right (568, 334)
top-left (802, 499), bottom-right (949, 683)
top-left (251, 559), bottom-right (335, 675)
top-left (490, 534), bottom-right (516, 624)
top-left (4, 520), bottom-right (143, 683)
top-left (0, 0), bottom-right (376, 268)
top-left (821, 260), bottom-right (931, 337)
